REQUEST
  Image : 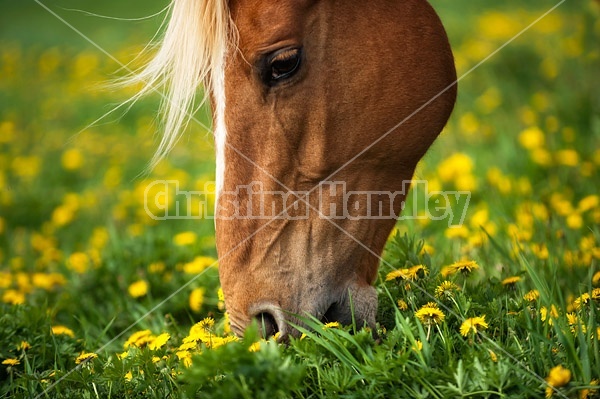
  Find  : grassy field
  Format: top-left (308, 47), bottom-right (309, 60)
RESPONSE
top-left (1, 0), bottom-right (599, 398)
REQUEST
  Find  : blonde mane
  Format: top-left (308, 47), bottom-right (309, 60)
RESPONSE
top-left (126, 0), bottom-right (232, 168)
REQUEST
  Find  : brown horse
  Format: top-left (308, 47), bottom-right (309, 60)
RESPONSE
top-left (132, 0), bottom-right (456, 338)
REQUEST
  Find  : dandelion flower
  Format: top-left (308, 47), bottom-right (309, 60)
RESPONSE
top-left (415, 303), bottom-right (445, 325)
top-left (501, 276), bottom-right (521, 286)
top-left (572, 293), bottom-right (590, 310)
top-left (566, 313), bottom-right (586, 334)
top-left (183, 256), bottom-right (216, 274)
top-left (148, 333), bottom-right (170, 350)
top-left (435, 280), bottom-right (460, 298)
top-left (545, 365), bottom-right (571, 398)
top-left (540, 305), bottom-right (559, 326)
top-left (176, 351), bottom-right (192, 367)
top-left (406, 265), bottom-right (428, 280)
top-left (17, 341), bottom-right (30, 350)
top-left (186, 317), bottom-right (215, 343)
top-left (323, 321), bottom-right (341, 329)
top-left (189, 287), bottom-right (205, 313)
top-left (128, 280), bottom-right (148, 298)
top-left (397, 299), bottom-right (408, 311)
top-left (411, 340), bottom-right (423, 352)
top-left (124, 330), bottom-right (153, 349)
top-left (460, 315), bottom-right (489, 336)
top-left (2, 289), bottom-right (25, 305)
top-left (61, 148), bottom-right (84, 170)
top-left (518, 126), bottom-right (545, 150)
top-left (523, 290), bottom-right (540, 302)
top-left (579, 379), bottom-right (599, 399)
top-left (75, 352), bottom-right (98, 365)
top-left (578, 195), bottom-right (599, 213)
top-left (124, 371), bottom-right (133, 381)
top-left (2, 358), bottom-right (20, 366)
top-left (386, 269), bottom-right (409, 281)
top-left (249, 342), bottom-right (261, 352)
top-left (441, 260), bottom-right (479, 277)
top-left (593, 271), bottom-right (600, 286)
top-left (173, 231), bottom-right (197, 246)
top-left (51, 325), bottom-right (75, 338)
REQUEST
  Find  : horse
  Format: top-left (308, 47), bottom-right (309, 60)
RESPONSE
top-left (131, 0), bottom-right (456, 339)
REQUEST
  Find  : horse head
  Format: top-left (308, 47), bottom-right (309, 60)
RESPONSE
top-left (134, 0), bottom-right (456, 338)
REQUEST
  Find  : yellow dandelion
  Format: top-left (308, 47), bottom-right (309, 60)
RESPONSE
top-left (173, 231), bottom-right (197, 246)
top-left (566, 213), bottom-right (583, 230)
top-left (249, 342), bottom-right (261, 352)
top-left (3, 289), bottom-right (25, 305)
top-left (116, 351), bottom-right (129, 360)
top-left (578, 195), bottom-right (599, 213)
top-left (501, 276), bottom-right (521, 286)
top-left (17, 341), bottom-right (30, 351)
top-left (545, 365), bottom-right (571, 398)
top-left (592, 288), bottom-right (600, 300)
top-left (397, 299), bottom-right (408, 311)
top-left (385, 269), bottom-right (409, 281)
top-left (566, 313), bottom-right (586, 334)
top-left (488, 349), bottom-right (498, 362)
top-left (61, 148), bottom-right (84, 171)
top-left (555, 149), bottom-right (579, 167)
top-left (579, 379), bottom-right (599, 399)
top-left (176, 351), bottom-right (192, 367)
top-left (2, 358), bottom-right (20, 366)
top-left (524, 290), bottom-right (540, 302)
top-left (540, 305), bottom-right (559, 326)
top-left (124, 330), bottom-right (153, 349)
top-left (75, 352), bottom-right (98, 365)
top-left (592, 271), bottom-right (600, 286)
top-left (189, 287), bottom-right (205, 313)
top-left (518, 126), bottom-right (545, 150)
top-left (442, 260), bottom-right (479, 277)
top-left (460, 315), bottom-right (489, 336)
top-left (573, 293), bottom-right (590, 310)
top-left (435, 280), bottom-right (460, 298)
top-left (183, 256), bottom-right (216, 274)
top-left (206, 335), bottom-right (238, 349)
top-left (411, 340), bottom-right (423, 352)
top-left (124, 371), bottom-right (133, 381)
top-left (178, 342), bottom-right (197, 351)
top-left (148, 262), bottom-right (165, 273)
top-left (186, 317), bottom-right (215, 343)
top-left (408, 264), bottom-right (429, 279)
top-left (148, 333), bottom-right (170, 350)
top-left (415, 304), bottom-right (445, 325)
top-left (128, 280), bottom-right (148, 298)
top-left (66, 252), bottom-right (89, 273)
top-left (51, 325), bottom-right (75, 338)
top-left (323, 321), bottom-right (341, 329)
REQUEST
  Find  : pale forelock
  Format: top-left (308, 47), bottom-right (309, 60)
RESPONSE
top-left (126, 0), bottom-right (232, 168)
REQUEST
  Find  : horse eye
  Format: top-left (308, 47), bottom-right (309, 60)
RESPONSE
top-left (263, 47), bottom-right (302, 85)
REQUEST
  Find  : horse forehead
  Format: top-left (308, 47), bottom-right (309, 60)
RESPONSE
top-left (229, 0), bottom-right (313, 52)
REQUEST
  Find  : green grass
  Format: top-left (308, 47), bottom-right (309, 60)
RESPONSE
top-left (1, 0), bottom-right (599, 398)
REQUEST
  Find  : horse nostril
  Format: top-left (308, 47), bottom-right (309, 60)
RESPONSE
top-left (249, 302), bottom-right (287, 339)
top-left (255, 312), bottom-right (279, 338)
